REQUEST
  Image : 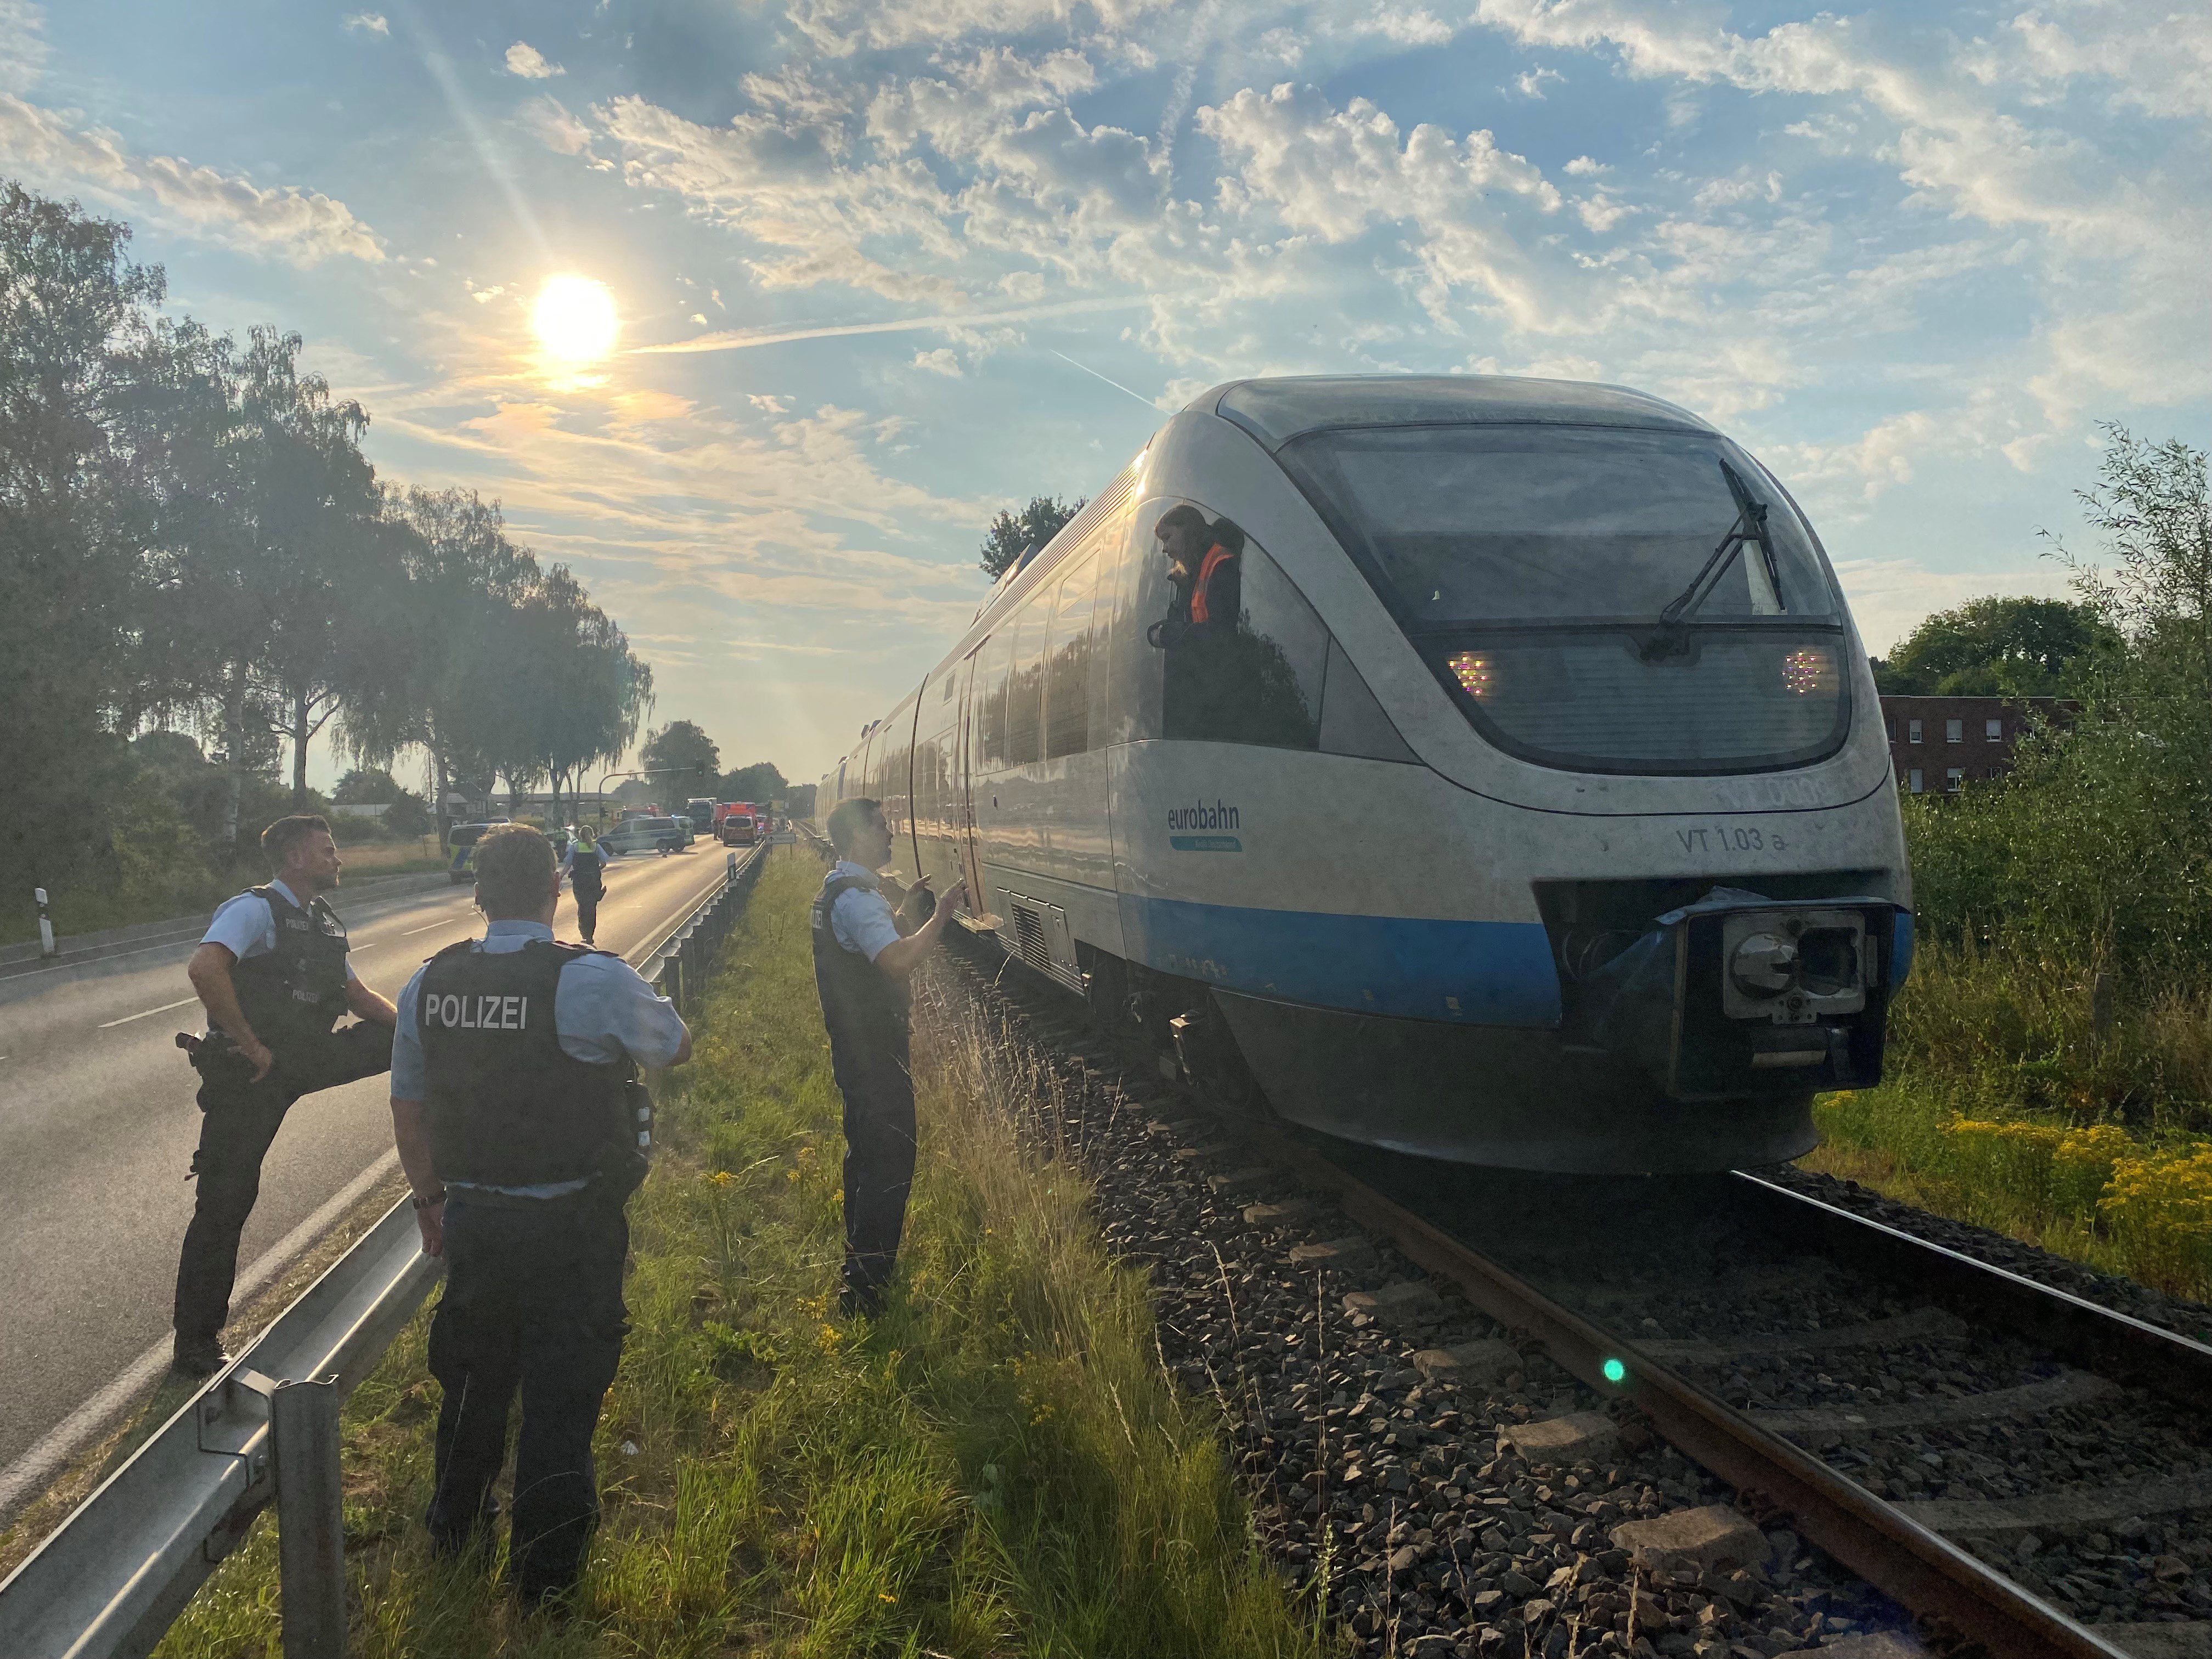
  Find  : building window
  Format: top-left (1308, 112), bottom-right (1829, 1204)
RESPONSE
top-left (1908, 768), bottom-right (1923, 793)
top-left (1945, 718), bottom-right (1964, 742)
top-left (1946, 768), bottom-right (1965, 791)
top-left (1989, 766), bottom-right (2004, 780)
top-left (1908, 719), bottom-right (1923, 743)
top-left (1985, 718), bottom-right (2004, 741)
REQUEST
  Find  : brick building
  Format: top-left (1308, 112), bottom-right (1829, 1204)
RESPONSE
top-left (1878, 695), bottom-right (2072, 796)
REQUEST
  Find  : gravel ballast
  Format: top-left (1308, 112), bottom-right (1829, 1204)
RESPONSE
top-left (923, 963), bottom-right (1921, 1658)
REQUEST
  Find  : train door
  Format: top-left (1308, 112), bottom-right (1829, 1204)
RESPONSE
top-left (953, 647), bottom-right (994, 923)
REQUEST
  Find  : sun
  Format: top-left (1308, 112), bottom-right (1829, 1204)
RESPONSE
top-left (531, 274), bottom-right (619, 364)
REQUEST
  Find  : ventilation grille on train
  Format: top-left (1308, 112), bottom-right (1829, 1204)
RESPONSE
top-left (1009, 901), bottom-right (1052, 976)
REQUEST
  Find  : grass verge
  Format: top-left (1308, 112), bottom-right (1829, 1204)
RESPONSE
top-left (1803, 938), bottom-right (2212, 1302)
top-left (153, 847), bottom-right (1327, 1657)
top-left (2, 839), bottom-right (446, 947)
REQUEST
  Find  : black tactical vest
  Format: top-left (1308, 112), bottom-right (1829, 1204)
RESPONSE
top-left (569, 842), bottom-right (605, 896)
top-left (417, 939), bottom-right (634, 1188)
top-left (811, 874), bottom-right (909, 1058)
top-left (230, 885), bottom-right (351, 1049)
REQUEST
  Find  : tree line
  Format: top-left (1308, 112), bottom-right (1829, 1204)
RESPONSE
top-left (1900, 427), bottom-right (2212, 974)
top-left (0, 182), bottom-right (653, 910)
top-left (631, 720), bottom-right (812, 820)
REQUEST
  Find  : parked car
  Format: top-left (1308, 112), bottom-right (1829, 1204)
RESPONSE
top-left (603, 815), bottom-right (687, 856)
top-left (444, 819), bottom-right (509, 884)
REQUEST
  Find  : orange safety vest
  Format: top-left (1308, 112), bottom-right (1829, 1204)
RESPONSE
top-left (1189, 544), bottom-right (1236, 625)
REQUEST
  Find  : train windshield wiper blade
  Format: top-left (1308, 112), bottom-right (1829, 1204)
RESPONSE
top-left (1645, 461), bottom-right (1781, 651)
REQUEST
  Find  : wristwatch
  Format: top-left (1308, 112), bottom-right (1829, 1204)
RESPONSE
top-left (411, 1186), bottom-right (447, 1210)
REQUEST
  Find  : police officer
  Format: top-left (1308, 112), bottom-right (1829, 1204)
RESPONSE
top-left (814, 798), bottom-right (965, 1317)
top-left (387, 825), bottom-right (689, 1607)
top-left (172, 814), bottom-right (397, 1378)
top-left (560, 821), bottom-right (607, 946)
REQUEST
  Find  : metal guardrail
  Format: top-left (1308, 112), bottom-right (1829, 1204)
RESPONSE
top-left (0, 845), bottom-right (766, 1659)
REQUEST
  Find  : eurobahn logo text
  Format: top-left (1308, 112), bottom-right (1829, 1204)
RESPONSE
top-left (1165, 799), bottom-right (1240, 832)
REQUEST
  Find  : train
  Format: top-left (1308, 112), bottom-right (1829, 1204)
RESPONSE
top-left (815, 375), bottom-right (1911, 1173)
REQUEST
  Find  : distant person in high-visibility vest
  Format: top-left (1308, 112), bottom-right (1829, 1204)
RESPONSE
top-left (812, 798), bottom-right (965, 1318)
top-left (560, 822), bottom-right (608, 946)
top-left (171, 815), bottom-right (397, 1378)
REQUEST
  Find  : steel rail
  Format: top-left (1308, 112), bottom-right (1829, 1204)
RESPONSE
top-left (1726, 1171), bottom-right (2212, 1414)
top-left (0, 845), bottom-right (765, 1659)
top-left (1271, 1139), bottom-right (2140, 1659)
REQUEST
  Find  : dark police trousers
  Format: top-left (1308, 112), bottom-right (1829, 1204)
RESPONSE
top-left (173, 1023), bottom-right (393, 1347)
top-left (426, 1188), bottom-right (629, 1599)
top-left (829, 1025), bottom-right (917, 1300)
top-left (812, 873), bottom-right (918, 1300)
top-left (571, 859), bottom-right (603, 943)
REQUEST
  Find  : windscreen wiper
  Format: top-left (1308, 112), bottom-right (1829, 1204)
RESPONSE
top-left (1641, 460), bottom-right (1781, 659)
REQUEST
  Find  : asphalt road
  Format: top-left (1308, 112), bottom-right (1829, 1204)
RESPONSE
top-left (0, 844), bottom-right (732, 1485)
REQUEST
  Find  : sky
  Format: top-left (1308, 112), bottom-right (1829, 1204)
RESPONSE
top-left (3, 0), bottom-right (2206, 793)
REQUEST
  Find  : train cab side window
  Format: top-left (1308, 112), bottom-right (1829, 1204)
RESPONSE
top-left (1318, 639), bottom-right (1418, 763)
top-left (1142, 498), bottom-right (1327, 750)
top-left (978, 627), bottom-right (1014, 766)
top-left (1005, 601), bottom-right (1045, 765)
top-left (1045, 554), bottom-right (1098, 759)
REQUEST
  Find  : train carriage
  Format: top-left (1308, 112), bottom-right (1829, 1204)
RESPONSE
top-left (818, 375), bottom-right (1911, 1173)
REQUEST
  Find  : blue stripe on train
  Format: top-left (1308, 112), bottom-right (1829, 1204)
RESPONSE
top-left (1121, 895), bottom-right (1564, 1027)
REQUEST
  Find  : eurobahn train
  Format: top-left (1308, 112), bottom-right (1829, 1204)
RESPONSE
top-left (816, 376), bottom-right (1911, 1173)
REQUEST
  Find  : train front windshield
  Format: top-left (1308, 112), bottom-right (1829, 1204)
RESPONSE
top-left (1276, 424), bottom-right (1854, 775)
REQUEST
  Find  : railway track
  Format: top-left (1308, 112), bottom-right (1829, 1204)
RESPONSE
top-left (933, 940), bottom-right (2212, 1659)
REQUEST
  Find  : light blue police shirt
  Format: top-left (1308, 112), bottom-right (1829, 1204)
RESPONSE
top-left (826, 861), bottom-right (902, 962)
top-left (201, 877), bottom-right (360, 982)
top-left (390, 920), bottom-right (687, 1197)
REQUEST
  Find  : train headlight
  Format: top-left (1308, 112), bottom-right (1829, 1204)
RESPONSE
top-left (1717, 909), bottom-right (1870, 1025)
top-left (1781, 646), bottom-right (1837, 696)
top-left (1446, 650), bottom-right (1495, 699)
top-left (1729, 932), bottom-right (1797, 997)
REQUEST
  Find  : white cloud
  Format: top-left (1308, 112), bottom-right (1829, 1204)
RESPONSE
top-left (520, 94), bottom-right (592, 156)
top-left (785, 0), bottom-right (1170, 55)
top-left (342, 12), bottom-right (388, 35)
top-left (1563, 155), bottom-right (1608, 176)
top-left (0, 93), bottom-right (383, 264)
top-left (1197, 82), bottom-right (1562, 328)
top-left (750, 240), bottom-right (968, 306)
top-left (912, 346), bottom-right (962, 375)
top-left (0, 0), bottom-right (48, 95)
top-left (1512, 67), bottom-right (1564, 98)
top-left (1573, 190), bottom-right (1630, 232)
top-left (504, 41), bottom-right (564, 79)
top-left (1348, 5), bottom-right (1457, 47)
top-left (747, 394), bottom-right (794, 414)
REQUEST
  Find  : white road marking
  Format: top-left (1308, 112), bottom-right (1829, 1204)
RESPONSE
top-left (0, 1148), bottom-right (404, 1517)
top-left (97, 996), bottom-right (201, 1030)
top-left (399, 922), bottom-right (450, 936)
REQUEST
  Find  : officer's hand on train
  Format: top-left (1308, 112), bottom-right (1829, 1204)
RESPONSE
top-left (242, 1038), bottom-right (275, 1082)
top-left (941, 879), bottom-right (968, 915)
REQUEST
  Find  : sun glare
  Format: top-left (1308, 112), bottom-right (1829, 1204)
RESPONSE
top-left (532, 274), bottom-right (619, 365)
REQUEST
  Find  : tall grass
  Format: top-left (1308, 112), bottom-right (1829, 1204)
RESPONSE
top-left (1807, 936), bottom-right (2212, 1304)
top-left (155, 848), bottom-right (1325, 1657)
